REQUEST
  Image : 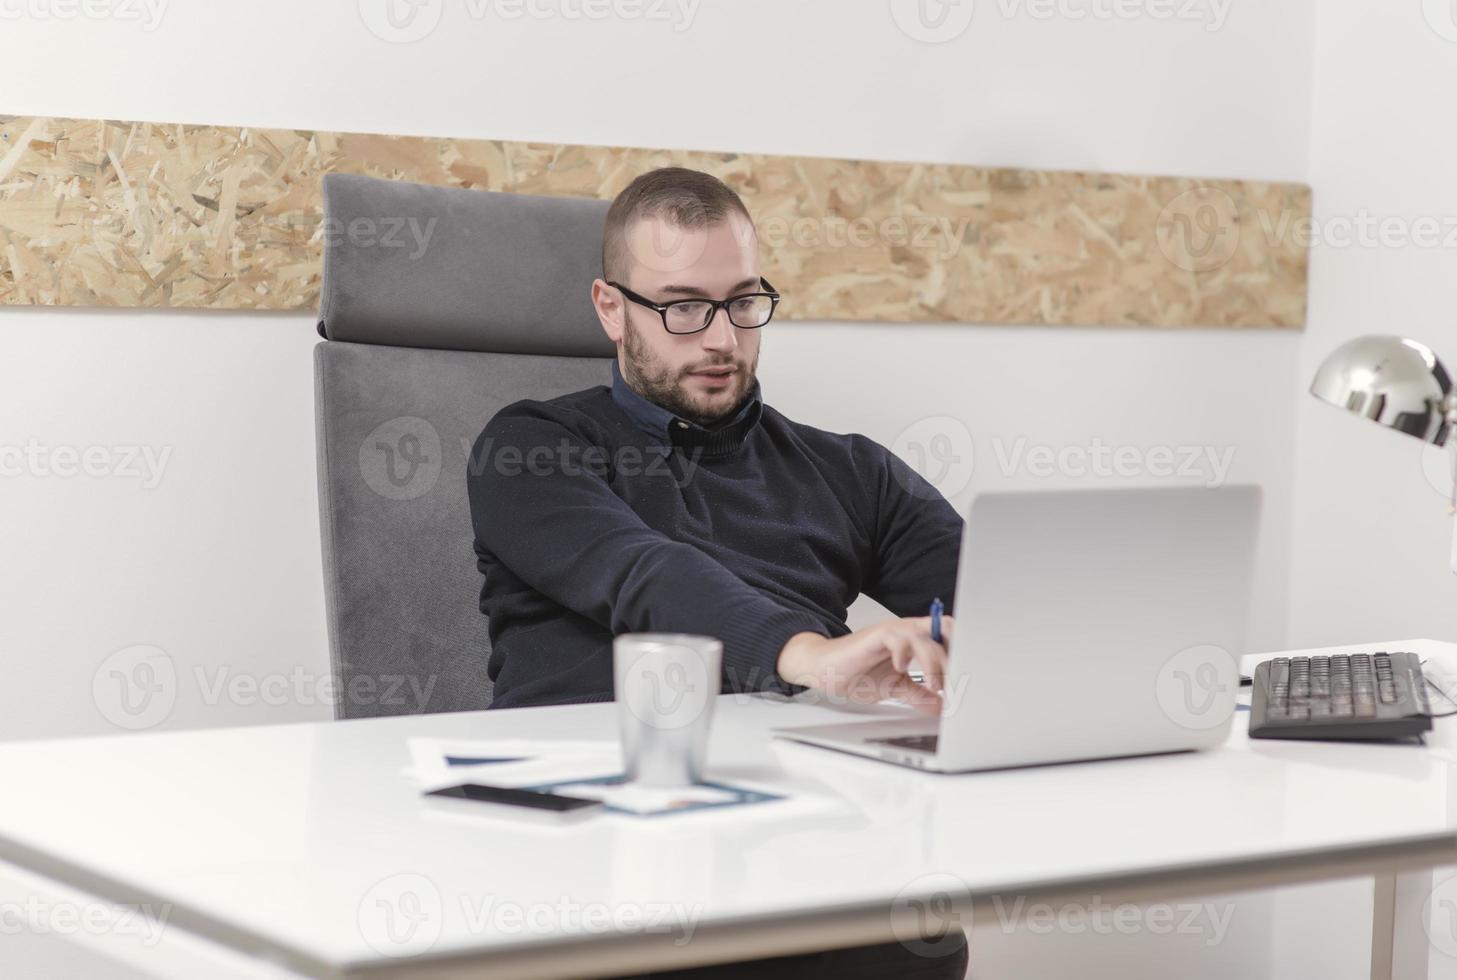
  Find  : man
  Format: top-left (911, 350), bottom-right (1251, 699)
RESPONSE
top-left (467, 167), bottom-right (968, 978)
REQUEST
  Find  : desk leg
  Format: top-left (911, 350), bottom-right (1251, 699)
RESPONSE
top-left (1371, 871), bottom-right (1432, 980)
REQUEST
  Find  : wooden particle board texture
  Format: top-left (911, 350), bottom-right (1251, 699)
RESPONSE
top-left (0, 115), bottom-right (1309, 327)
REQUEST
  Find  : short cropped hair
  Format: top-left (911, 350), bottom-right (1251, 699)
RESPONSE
top-left (601, 167), bottom-right (754, 283)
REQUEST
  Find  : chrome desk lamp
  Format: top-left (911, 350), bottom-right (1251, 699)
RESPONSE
top-left (1310, 334), bottom-right (1457, 569)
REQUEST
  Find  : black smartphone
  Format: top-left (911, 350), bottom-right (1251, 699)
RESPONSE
top-left (423, 783), bottom-right (604, 822)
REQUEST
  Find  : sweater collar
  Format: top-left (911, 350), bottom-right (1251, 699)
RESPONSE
top-left (610, 358), bottom-right (764, 457)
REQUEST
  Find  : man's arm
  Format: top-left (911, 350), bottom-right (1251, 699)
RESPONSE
top-left (856, 436), bottom-right (964, 616)
top-left (468, 402), bottom-right (832, 694)
top-left (755, 439), bottom-right (961, 716)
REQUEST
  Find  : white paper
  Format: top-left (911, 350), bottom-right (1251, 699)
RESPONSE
top-left (404, 737), bottom-right (623, 791)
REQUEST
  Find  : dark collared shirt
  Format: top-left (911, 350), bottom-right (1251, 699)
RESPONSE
top-left (609, 358), bottom-right (764, 459)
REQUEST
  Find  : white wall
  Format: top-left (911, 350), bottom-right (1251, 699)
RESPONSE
top-left (0, 1), bottom-right (1321, 977)
top-left (1271, 5), bottom-right (1457, 978)
top-left (0, 310), bottom-right (326, 740)
top-left (1291, 2), bottom-right (1457, 650)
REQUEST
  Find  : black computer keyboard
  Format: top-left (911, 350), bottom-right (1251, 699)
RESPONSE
top-left (1249, 651), bottom-right (1433, 741)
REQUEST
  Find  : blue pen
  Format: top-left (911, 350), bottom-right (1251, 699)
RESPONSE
top-left (929, 597), bottom-right (944, 645)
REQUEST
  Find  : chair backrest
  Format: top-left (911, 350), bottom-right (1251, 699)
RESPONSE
top-left (315, 173), bottom-right (615, 718)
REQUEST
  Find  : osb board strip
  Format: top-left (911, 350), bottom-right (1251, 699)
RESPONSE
top-left (0, 116), bottom-right (1309, 327)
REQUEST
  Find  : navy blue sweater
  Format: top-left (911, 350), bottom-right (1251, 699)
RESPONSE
top-left (468, 361), bottom-right (963, 709)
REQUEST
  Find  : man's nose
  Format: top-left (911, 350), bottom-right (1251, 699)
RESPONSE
top-left (701, 306), bottom-right (738, 352)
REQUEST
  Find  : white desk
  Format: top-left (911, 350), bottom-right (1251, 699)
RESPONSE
top-left (0, 639), bottom-right (1455, 980)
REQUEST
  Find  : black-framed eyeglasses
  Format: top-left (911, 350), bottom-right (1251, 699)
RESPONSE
top-left (608, 278), bottom-right (781, 334)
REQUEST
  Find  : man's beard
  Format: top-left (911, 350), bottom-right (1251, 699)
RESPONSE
top-left (621, 315), bottom-right (758, 428)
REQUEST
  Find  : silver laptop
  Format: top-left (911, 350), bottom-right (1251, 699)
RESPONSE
top-left (773, 485), bottom-right (1261, 773)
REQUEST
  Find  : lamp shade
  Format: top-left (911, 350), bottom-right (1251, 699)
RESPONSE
top-left (1310, 334), bottom-right (1454, 446)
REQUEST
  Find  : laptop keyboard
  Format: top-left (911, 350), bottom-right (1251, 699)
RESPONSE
top-left (868, 734), bottom-right (939, 752)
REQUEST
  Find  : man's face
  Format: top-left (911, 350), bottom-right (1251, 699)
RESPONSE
top-left (593, 211), bottom-right (763, 428)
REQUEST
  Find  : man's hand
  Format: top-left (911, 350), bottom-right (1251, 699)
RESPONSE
top-left (776, 615), bottom-right (955, 716)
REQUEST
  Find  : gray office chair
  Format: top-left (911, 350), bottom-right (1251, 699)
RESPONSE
top-left (314, 173), bottom-right (615, 718)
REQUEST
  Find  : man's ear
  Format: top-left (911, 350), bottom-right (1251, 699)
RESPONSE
top-left (591, 278), bottom-right (625, 344)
